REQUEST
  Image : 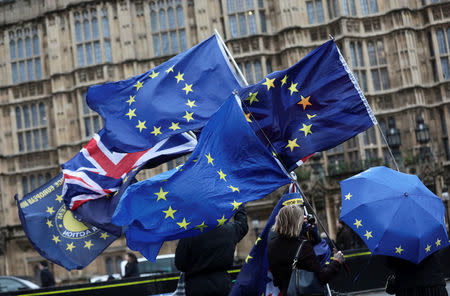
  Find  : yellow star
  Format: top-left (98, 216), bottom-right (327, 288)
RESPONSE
top-left (186, 99), bottom-right (197, 108)
top-left (46, 207), bottom-right (54, 215)
top-left (435, 238), bottom-right (441, 247)
top-left (245, 92), bottom-right (259, 105)
top-left (169, 122), bottom-right (181, 131)
top-left (255, 237), bottom-right (262, 245)
top-left (126, 95), bottom-right (136, 105)
top-left (195, 222), bottom-right (208, 232)
top-left (307, 114), bottom-right (317, 120)
top-left (297, 95), bottom-right (312, 110)
top-left (149, 70), bottom-right (159, 79)
top-left (244, 112), bottom-right (252, 122)
top-left (288, 82), bottom-right (299, 95)
top-left (154, 187), bottom-right (168, 201)
top-left (136, 120), bottom-right (147, 132)
top-left (84, 240), bottom-right (94, 250)
top-left (217, 215), bottom-right (227, 226)
top-left (100, 232), bottom-right (109, 240)
top-left (280, 75), bottom-right (288, 87)
top-left (230, 200), bottom-right (242, 211)
top-left (126, 108), bottom-right (136, 120)
top-left (353, 219), bottom-right (362, 229)
top-left (133, 81), bottom-right (143, 91)
top-left (162, 206), bottom-right (177, 219)
top-left (228, 185), bottom-right (240, 193)
top-left (299, 124), bottom-right (312, 137)
top-left (55, 194), bottom-right (63, 203)
top-left (52, 235), bottom-right (60, 244)
top-left (151, 126), bottom-right (162, 136)
top-left (345, 193), bottom-right (352, 200)
top-left (425, 244), bottom-right (431, 252)
top-left (395, 245), bottom-right (404, 255)
top-left (165, 65), bottom-right (174, 73)
top-left (177, 218), bottom-right (191, 230)
top-left (66, 242), bottom-right (75, 252)
top-left (262, 77), bottom-right (275, 90)
top-left (175, 72), bottom-right (184, 83)
top-left (364, 230), bottom-right (373, 240)
top-left (285, 138), bottom-right (300, 152)
top-left (182, 83), bottom-right (193, 95)
top-left (205, 153), bottom-right (214, 166)
top-left (217, 169), bottom-right (227, 181)
top-left (183, 111), bottom-right (194, 122)
top-left (245, 254), bottom-right (253, 263)
top-left (46, 219), bottom-right (53, 228)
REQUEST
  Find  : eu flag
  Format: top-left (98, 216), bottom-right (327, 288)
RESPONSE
top-left (112, 96), bottom-right (291, 261)
top-left (87, 34), bottom-right (241, 152)
top-left (16, 174), bottom-right (118, 270)
top-left (238, 40), bottom-right (376, 172)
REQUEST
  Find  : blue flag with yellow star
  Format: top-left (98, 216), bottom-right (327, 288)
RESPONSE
top-left (238, 40), bottom-right (377, 172)
top-left (112, 96), bottom-right (291, 261)
top-left (87, 34), bottom-right (241, 152)
top-left (16, 174), bottom-right (118, 270)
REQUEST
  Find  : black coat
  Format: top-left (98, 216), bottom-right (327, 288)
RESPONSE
top-left (386, 252), bottom-right (448, 296)
top-left (175, 207), bottom-right (248, 296)
top-left (267, 236), bottom-right (341, 296)
top-left (124, 261), bottom-right (139, 278)
top-left (40, 268), bottom-right (55, 287)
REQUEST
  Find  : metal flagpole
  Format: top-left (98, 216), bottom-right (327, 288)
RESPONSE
top-left (377, 124), bottom-right (400, 171)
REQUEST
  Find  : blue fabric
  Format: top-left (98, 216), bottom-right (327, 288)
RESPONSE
top-left (87, 35), bottom-right (241, 152)
top-left (238, 40), bottom-right (376, 172)
top-left (16, 174), bottom-right (118, 270)
top-left (340, 166), bottom-right (449, 264)
top-left (112, 97), bottom-right (291, 261)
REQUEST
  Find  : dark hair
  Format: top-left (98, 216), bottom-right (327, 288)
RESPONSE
top-left (40, 261), bottom-right (48, 267)
top-left (127, 252), bottom-right (137, 263)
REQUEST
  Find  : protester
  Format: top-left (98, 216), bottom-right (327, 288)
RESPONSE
top-left (267, 205), bottom-right (344, 295)
top-left (175, 206), bottom-right (248, 296)
top-left (385, 251), bottom-right (448, 296)
top-left (123, 252), bottom-right (139, 278)
top-left (39, 261), bottom-right (55, 287)
top-left (335, 220), bottom-right (354, 250)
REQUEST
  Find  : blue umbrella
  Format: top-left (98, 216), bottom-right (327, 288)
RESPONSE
top-left (339, 166), bottom-right (449, 264)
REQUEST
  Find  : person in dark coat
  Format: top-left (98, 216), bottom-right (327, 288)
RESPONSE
top-left (123, 252), bottom-right (139, 278)
top-left (385, 251), bottom-right (448, 296)
top-left (175, 206), bottom-right (248, 296)
top-left (267, 205), bottom-right (344, 296)
top-left (39, 261), bottom-right (55, 287)
top-left (335, 220), bottom-right (354, 250)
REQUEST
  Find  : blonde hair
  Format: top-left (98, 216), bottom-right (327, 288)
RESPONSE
top-left (272, 205), bottom-right (304, 238)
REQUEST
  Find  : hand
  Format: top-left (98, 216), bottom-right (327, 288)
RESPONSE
top-left (333, 248), bottom-right (345, 263)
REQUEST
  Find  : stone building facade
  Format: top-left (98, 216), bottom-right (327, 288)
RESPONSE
top-left (0, 0), bottom-right (449, 284)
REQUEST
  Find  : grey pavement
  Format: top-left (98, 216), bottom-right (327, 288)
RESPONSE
top-left (343, 280), bottom-right (450, 295)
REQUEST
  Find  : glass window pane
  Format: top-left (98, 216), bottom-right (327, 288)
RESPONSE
top-left (15, 107), bottom-right (22, 129)
top-left (360, 70), bottom-right (368, 91)
top-left (81, 91), bottom-right (90, 114)
top-left (179, 29), bottom-right (187, 51)
top-left (168, 8), bottom-right (176, 29)
top-left (104, 40), bottom-right (112, 62)
top-left (441, 58), bottom-right (449, 80)
top-left (349, 42), bottom-right (357, 67)
top-left (259, 10), bottom-right (266, 33)
top-left (35, 58), bottom-right (42, 79)
top-left (31, 104), bottom-right (38, 127)
top-left (307, 1), bottom-right (316, 24)
top-left (38, 174), bottom-right (44, 186)
top-left (227, 0), bottom-right (234, 12)
top-left (25, 37), bottom-right (32, 57)
top-left (75, 21), bottom-right (82, 42)
top-left (18, 132), bottom-right (24, 152)
top-left (33, 129), bottom-right (40, 150)
top-left (350, 0), bottom-right (356, 15)
top-left (436, 29), bottom-right (446, 54)
top-left (333, 0), bottom-right (339, 17)
top-left (30, 175), bottom-right (36, 190)
top-left (238, 13), bottom-right (247, 36)
top-left (77, 44), bottom-right (85, 66)
top-left (316, 0), bottom-right (324, 23)
top-left (361, 0), bottom-right (369, 15)
top-left (254, 60), bottom-right (262, 81)
top-left (12, 62), bottom-right (18, 83)
top-left (258, 0), bottom-right (264, 8)
top-left (94, 41), bottom-right (101, 63)
top-left (19, 61), bottom-right (26, 82)
top-left (22, 176), bottom-right (28, 194)
top-left (18, 39), bottom-right (24, 59)
top-left (248, 12), bottom-right (256, 34)
top-left (266, 58), bottom-right (272, 74)
top-left (357, 42), bottom-right (364, 66)
top-left (45, 173), bottom-right (51, 181)
top-left (41, 128), bottom-right (48, 148)
top-left (170, 31), bottom-right (178, 53)
top-left (162, 32), bottom-right (169, 55)
top-left (85, 117), bottom-right (92, 138)
top-left (153, 35), bottom-right (161, 56)
top-left (447, 28), bottom-right (450, 54)
top-left (102, 17), bottom-right (110, 38)
top-left (83, 20), bottom-right (91, 40)
top-left (26, 131), bottom-right (32, 151)
top-left (150, 10), bottom-right (158, 32)
top-left (342, 0), bottom-right (349, 15)
top-left (380, 67), bottom-right (390, 89)
top-left (93, 116), bottom-right (100, 132)
top-left (370, 0), bottom-right (378, 13)
top-left (85, 43), bottom-right (93, 65)
top-left (10, 40), bottom-right (16, 60)
top-left (39, 103), bottom-right (46, 125)
top-left (229, 15), bottom-right (238, 38)
top-left (376, 40), bottom-right (386, 64)
top-left (371, 69), bottom-right (380, 90)
top-left (92, 17), bottom-right (99, 39)
top-left (23, 106), bottom-right (30, 127)
top-left (246, 0), bottom-right (254, 9)
top-left (159, 9), bottom-right (167, 30)
top-left (27, 60), bottom-right (34, 81)
top-left (106, 258), bottom-right (114, 275)
top-left (368, 42), bottom-right (376, 66)
top-left (245, 61), bottom-right (254, 84)
top-left (237, 0), bottom-right (244, 10)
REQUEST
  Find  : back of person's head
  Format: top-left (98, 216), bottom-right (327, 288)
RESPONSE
top-left (40, 261), bottom-right (48, 268)
top-left (127, 252), bottom-right (137, 263)
top-left (272, 205), bottom-right (304, 238)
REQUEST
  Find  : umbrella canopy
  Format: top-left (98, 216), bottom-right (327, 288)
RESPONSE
top-left (339, 166), bottom-right (449, 264)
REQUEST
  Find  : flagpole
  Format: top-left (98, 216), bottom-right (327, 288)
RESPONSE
top-left (377, 125), bottom-right (400, 171)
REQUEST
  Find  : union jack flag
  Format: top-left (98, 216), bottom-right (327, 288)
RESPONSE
top-left (62, 129), bottom-right (196, 210)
